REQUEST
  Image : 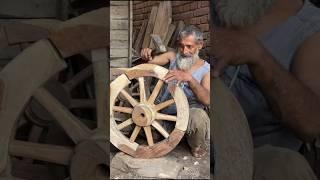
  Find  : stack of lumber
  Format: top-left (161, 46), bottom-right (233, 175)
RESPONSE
top-left (132, 1), bottom-right (185, 54)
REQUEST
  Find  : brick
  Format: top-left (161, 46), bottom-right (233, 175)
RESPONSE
top-left (200, 15), bottom-right (208, 24)
top-left (198, 1), bottom-right (202, 8)
top-left (133, 8), bottom-right (143, 15)
top-left (198, 24), bottom-right (209, 31)
top-left (135, 3), bottom-right (144, 9)
top-left (194, 7), bottom-right (209, 17)
top-left (183, 3), bottom-right (191, 12)
top-left (134, 14), bottom-right (144, 21)
top-left (181, 11), bottom-right (193, 19)
top-left (190, 17), bottom-right (201, 25)
top-left (190, 2), bottom-right (198, 10)
top-left (201, 1), bottom-right (209, 7)
top-left (133, 20), bottom-right (142, 27)
top-left (203, 32), bottom-right (210, 39)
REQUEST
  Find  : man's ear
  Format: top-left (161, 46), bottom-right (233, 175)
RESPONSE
top-left (197, 41), bottom-right (204, 49)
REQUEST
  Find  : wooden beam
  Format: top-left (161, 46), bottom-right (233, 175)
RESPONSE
top-left (169, 20), bottom-right (185, 48)
top-left (149, 1), bottom-right (172, 49)
top-left (141, 6), bottom-right (158, 49)
top-left (133, 20), bottom-right (148, 52)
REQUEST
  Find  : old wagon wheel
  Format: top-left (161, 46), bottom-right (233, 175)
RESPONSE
top-left (0, 7), bottom-right (109, 180)
top-left (110, 64), bottom-right (189, 159)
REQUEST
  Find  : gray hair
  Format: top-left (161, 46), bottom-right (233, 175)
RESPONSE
top-left (211, 0), bottom-right (274, 27)
top-left (178, 25), bottom-right (204, 44)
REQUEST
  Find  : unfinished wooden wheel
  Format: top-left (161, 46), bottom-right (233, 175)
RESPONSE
top-left (110, 64), bottom-right (189, 158)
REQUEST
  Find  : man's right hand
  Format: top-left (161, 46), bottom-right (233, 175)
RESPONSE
top-left (140, 48), bottom-right (153, 62)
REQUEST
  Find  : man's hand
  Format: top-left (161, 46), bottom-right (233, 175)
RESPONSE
top-left (140, 48), bottom-right (153, 62)
top-left (210, 27), bottom-right (265, 77)
top-left (163, 70), bottom-right (193, 84)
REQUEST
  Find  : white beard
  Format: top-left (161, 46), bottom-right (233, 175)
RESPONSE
top-left (176, 50), bottom-right (199, 71)
top-left (213, 0), bottom-right (274, 27)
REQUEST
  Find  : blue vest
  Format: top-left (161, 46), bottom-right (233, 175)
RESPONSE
top-left (157, 59), bottom-right (210, 115)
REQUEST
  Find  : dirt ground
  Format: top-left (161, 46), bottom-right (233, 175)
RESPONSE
top-left (110, 137), bottom-right (212, 179)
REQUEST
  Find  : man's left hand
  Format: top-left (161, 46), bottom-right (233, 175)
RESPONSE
top-left (163, 70), bottom-right (193, 84)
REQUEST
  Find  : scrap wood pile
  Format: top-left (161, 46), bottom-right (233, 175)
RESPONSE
top-left (131, 1), bottom-right (185, 62)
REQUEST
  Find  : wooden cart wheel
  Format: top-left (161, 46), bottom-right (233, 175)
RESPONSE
top-left (110, 64), bottom-right (189, 158)
top-left (0, 7), bottom-right (109, 179)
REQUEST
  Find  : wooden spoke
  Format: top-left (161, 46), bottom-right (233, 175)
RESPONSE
top-left (138, 77), bottom-right (146, 103)
top-left (63, 65), bottom-right (93, 92)
top-left (120, 89), bottom-right (138, 107)
top-left (148, 79), bottom-right (164, 104)
top-left (129, 125), bottom-right (141, 143)
top-left (131, 92), bottom-right (140, 96)
top-left (119, 101), bottom-right (124, 107)
top-left (152, 121), bottom-right (169, 138)
top-left (154, 99), bottom-right (175, 111)
top-left (143, 126), bottom-right (154, 146)
top-left (69, 99), bottom-right (96, 108)
top-left (9, 140), bottom-right (73, 165)
top-left (113, 106), bottom-right (133, 114)
top-left (33, 88), bottom-right (92, 143)
top-left (117, 118), bottom-right (133, 130)
top-left (129, 82), bottom-right (139, 91)
top-left (155, 113), bottom-right (177, 121)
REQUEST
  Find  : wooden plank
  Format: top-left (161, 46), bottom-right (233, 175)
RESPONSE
top-left (111, 19), bottom-right (128, 30)
top-left (163, 23), bottom-right (176, 46)
top-left (111, 1), bottom-right (128, 6)
top-left (141, 6), bottom-right (158, 48)
top-left (110, 48), bottom-right (128, 58)
top-left (110, 58), bottom-right (129, 68)
top-left (133, 20), bottom-right (148, 52)
top-left (129, 0), bottom-right (133, 67)
top-left (110, 40), bottom-right (128, 48)
top-left (132, 29), bottom-right (139, 46)
top-left (149, 1), bottom-right (172, 49)
top-left (169, 20), bottom-right (185, 48)
top-left (111, 5), bottom-right (128, 20)
top-left (110, 30), bottom-right (128, 41)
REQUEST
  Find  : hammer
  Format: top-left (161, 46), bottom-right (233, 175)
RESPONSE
top-left (132, 34), bottom-right (172, 62)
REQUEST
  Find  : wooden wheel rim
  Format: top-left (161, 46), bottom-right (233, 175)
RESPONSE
top-left (110, 64), bottom-right (189, 158)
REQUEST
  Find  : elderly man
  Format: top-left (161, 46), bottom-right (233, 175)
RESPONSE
top-left (210, 0), bottom-right (320, 179)
top-left (140, 25), bottom-right (210, 158)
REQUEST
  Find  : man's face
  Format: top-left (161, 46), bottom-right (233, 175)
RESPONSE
top-left (212, 0), bottom-right (274, 27)
top-left (176, 35), bottom-right (202, 71)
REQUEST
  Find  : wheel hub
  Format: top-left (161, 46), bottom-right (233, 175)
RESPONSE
top-left (131, 104), bottom-right (154, 127)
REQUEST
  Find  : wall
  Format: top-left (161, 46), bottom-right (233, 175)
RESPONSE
top-left (133, 1), bottom-right (210, 58)
top-left (110, 1), bottom-right (132, 68)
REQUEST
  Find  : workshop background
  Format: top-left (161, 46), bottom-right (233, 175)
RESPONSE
top-left (133, 1), bottom-right (210, 59)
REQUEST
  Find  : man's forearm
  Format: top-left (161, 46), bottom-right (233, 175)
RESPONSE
top-left (249, 51), bottom-right (320, 141)
top-left (188, 77), bottom-right (210, 106)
